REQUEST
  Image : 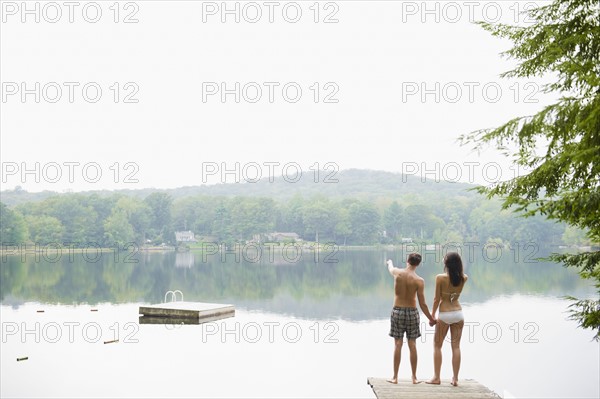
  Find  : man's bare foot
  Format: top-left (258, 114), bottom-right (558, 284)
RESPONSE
top-left (426, 378), bottom-right (441, 385)
top-left (386, 378), bottom-right (398, 384)
top-left (451, 377), bottom-right (458, 386)
top-left (412, 376), bottom-right (421, 384)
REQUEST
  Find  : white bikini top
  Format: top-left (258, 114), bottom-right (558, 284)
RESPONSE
top-left (441, 288), bottom-right (461, 303)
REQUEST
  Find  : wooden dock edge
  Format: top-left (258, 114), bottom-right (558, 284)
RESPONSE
top-left (139, 312), bottom-right (235, 325)
top-left (138, 302), bottom-right (235, 324)
top-left (367, 377), bottom-right (501, 399)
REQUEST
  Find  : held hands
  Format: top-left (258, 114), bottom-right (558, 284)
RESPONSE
top-left (429, 318), bottom-right (437, 327)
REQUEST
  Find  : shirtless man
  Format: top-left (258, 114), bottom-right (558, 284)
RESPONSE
top-left (386, 253), bottom-right (436, 384)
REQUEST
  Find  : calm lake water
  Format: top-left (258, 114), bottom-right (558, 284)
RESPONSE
top-left (1, 247), bottom-right (598, 398)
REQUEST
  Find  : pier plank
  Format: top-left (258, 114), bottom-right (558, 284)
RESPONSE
top-left (367, 377), bottom-right (500, 399)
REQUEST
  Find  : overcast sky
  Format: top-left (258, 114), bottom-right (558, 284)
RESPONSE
top-left (1, 0), bottom-right (553, 192)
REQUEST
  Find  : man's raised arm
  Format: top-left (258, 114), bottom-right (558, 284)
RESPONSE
top-left (387, 259), bottom-right (400, 277)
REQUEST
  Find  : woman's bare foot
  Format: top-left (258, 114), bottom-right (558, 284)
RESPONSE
top-left (426, 378), bottom-right (441, 385)
top-left (451, 377), bottom-right (458, 386)
top-left (386, 378), bottom-right (398, 384)
top-left (412, 376), bottom-right (421, 384)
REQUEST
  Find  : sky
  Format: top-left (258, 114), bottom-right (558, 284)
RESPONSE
top-left (1, 0), bottom-right (554, 192)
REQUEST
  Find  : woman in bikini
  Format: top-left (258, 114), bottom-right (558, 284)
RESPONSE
top-left (427, 252), bottom-right (468, 387)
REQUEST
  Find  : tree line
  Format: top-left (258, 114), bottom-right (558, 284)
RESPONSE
top-left (0, 189), bottom-right (586, 248)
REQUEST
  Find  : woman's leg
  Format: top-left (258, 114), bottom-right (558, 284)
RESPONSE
top-left (427, 320), bottom-right (449, 384)
top-left (449, 320), bottom-right (464, 386)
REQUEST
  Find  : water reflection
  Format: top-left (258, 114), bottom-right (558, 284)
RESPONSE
top-left (1, 248), bottom-right (594, 320)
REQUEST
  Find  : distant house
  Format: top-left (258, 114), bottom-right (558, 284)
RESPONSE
top-left (175, 230), bottom-right (197, 243)
top-left (266, 232), bottom-right (301, 242)
top-left (401, 237), bottom-right (413, 243)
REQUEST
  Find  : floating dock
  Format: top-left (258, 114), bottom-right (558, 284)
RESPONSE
top-left (367, 377), bottom-right (500, 399)
top-left (139, 302), bottom-right (235, 324)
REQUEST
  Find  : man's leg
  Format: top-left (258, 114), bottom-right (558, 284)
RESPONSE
top-left (387, 338), bottom-right (403, 384)
top-left (407, 339), bottom-right (420, 384)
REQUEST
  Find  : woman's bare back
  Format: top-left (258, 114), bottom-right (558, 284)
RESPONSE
top-left (437, 274), bottom-right (468, 312)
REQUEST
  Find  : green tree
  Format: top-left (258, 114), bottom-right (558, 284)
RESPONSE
top-left (0, 202), bottom-right (28, 244)
top-left (172, 197), bottom-right (201, 232)
top-left (144, 192), bottom-right (173, 244)
top-left (562, 226), bottom-right (591, 246)
top-left (81, 194), bottom-right (118, 243)
top-left (113, 197), bottom-right (151, 244)
top-left (212, 201), bottom-right (233, 244)
top-left (422, 214), bottom-right (446, 241)
top-left (461, 0), bottom-right (600, 338)
top-left (43, 196), bottom-right (98, 245)
top-left (434, 213), bottom-right (466, 244)
top-left (24, 215), bottom-right (64, 245)
top-left (348, 201), bottom-right (380, 244)
top-left (104, 209), bottom-right (135, 247)
top-left (229, 197), bottom-right (276, 241)
top-left (383, 201), bottom-right (404, 241)
top-left (302, 200), bottom-right (336, 242)
top-left (334, 207), bottom-right (352, 246)
top-left (403, 204), bottom-right (429, 239)
top-left (278, 194), bottom-right (305, 234)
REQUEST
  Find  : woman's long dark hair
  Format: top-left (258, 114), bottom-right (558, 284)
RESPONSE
top-left (444, 252), bottom-right (464, 287)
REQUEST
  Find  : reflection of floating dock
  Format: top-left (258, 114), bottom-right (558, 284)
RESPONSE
top-left (367, 377), bottom-right (500, 399)
top-left (139, 313), bottom-right (232, 325)
top-left (139, 302), bottom-right (235, 324)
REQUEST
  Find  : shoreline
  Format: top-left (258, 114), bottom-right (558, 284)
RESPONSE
top-left (1, 242), bottom-right (594, 256)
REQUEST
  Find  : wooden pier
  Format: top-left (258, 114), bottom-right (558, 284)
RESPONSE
top-left (139, 302), bottom-right (234, 324)
top-left (367, 377), bottom-right (500, 399)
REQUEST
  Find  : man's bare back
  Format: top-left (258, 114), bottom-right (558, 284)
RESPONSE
top-left (393, 269), bottom-right (424, 308)
top-left (387, 260), bottom-right (430, 313)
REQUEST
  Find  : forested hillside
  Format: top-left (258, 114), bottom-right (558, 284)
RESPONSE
top-left (0, 169), bottom-right (588, 247)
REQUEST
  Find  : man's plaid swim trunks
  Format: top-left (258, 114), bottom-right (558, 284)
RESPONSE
top-left (389, 306), bottom-right (421, 340)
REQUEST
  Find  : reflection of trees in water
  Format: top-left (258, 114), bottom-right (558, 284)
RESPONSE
top-left (0, 250), bottom-right (594, 319)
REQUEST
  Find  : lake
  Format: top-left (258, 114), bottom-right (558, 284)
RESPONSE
top-left (1, 246), bottom-right (598, 398)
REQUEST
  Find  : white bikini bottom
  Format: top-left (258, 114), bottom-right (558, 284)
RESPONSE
top-left (438, 310), bottom-right (464, 325)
